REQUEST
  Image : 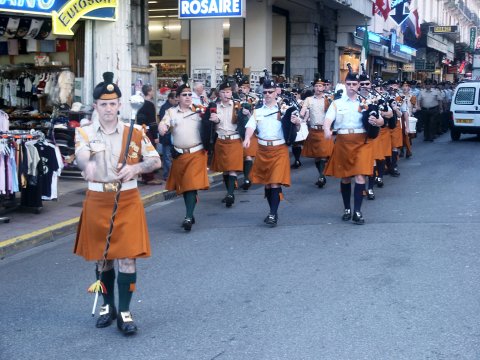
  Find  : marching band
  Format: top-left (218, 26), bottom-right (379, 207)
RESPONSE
top-left (158, 66), bottom-right (445, 230)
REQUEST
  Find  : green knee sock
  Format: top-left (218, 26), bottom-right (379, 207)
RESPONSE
top-left (243, 160), bottom-right (253, 179)
top-left (96, 267), bottom-right (115, 307)
top-left (223, 174), bottom-right (229, 191)
top-left (117, 272), bottom-right (137, 313)
top-left (227, 176), bottom-right (236, 195)
top-left (315, 159), bottom-right (326, 176)
top-left (184, 191), bottom-right (197, 218)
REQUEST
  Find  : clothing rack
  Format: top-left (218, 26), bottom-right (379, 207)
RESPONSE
top-left (0, 129), bottom-right (46, 223)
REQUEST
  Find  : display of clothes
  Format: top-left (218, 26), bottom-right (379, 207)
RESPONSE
top-left (0, 131), bottom-right (63, 204)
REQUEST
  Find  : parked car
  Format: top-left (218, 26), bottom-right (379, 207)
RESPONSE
top-left (450, 81), bottom-right (480, 141)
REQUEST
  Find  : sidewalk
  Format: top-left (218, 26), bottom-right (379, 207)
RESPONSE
top-left (0, 171), bottom-right (224, 259)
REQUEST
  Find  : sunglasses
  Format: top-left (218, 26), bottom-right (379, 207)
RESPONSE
top-left (263, 90), bottom-right (275, 94)
top-left (180, 92), bottom-right (193, 97)
top-left (345, 82), bottom-right (359, 86)
top-left (359, 82), bottom-right (370, 86)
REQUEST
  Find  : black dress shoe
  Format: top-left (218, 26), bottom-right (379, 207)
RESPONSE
top-left (265, 214), bottom-right (278, 226)
top-left (225, 194), bottom-right (235, 208)
top-left (117, 311), bottom-right (138, 336)
top-left (375, 177), bottom-right (384, 188)
top-left (406, 153), bottom-right (412, 159)
top-left (242, 179), bottom-right (251, 190)
top-left (96, 304), bottom-right (116, 328)
top-left (367, 189), bottom-right (375, 200)
top-left (182, 218), bottom-right (193, 231)
top-left (389, 168), bottom-right (400, 177)
top-left (291, 160), bottom-right (302, 169)
top-left (221, 195), bottom-right (227, 203)
top-left (315, 176), bottom-right (327, 188)
top-left (352, 211), bottom-right (365, 225)
top-left (342, 209), bottom-right (352, 221)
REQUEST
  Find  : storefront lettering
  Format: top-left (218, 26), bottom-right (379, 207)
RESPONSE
top-left (53, 0), bottom-right (117, 35)
top-left (0, 0), bottom-right (55, 9)
top-left (180, 0), bottom-right (244, 18)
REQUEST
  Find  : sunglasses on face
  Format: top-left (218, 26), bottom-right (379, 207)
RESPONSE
top-left (263, 90), bottom-right (275, 94)
top-left (181, 93), bottom-right (193, 97)
top-left (359, 82), bottom-right (370, 86)
top-left (345, 82), bottom-right (359, 86)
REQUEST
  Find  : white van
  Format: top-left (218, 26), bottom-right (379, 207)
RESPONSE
top-left (450, 81), bottom-right (480, 140)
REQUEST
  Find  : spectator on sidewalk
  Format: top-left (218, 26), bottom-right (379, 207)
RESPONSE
top-left (158, 91), bottom-right (178, 180)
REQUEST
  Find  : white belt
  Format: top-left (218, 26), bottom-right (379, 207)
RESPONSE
top-left (88, 180), bottom-right (137, 192)
top-left (218, 134), bottom-right (241, 140)
top-left (310, 125), bottom-right (324, 130)
top-left (337, 128), bottom-right (366, 135)
top-left (174, 144), bottom-right (204, 154)
top-left (258, 139), bottom-right (286, 146)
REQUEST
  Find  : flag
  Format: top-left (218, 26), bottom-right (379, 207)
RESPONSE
top-left (401, 0), bottom-right (421, 38)
top-left (372, 0), bottom-right (391, 21)
top-left (360, 25), bottom-right (370, 67)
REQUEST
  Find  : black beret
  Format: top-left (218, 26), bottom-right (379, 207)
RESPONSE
top-left (219, 81), bottom-right (233, 91)
top-left (176, 83), bottom-right (192, 94)
top-left (359, 73), bottom-right (370, 82)
top-left (263, 79), bottom-right (276, 89)
top-left (345, 72), bottom-right (360, 82)
top-left (93, 72), bottom-right (122, 100)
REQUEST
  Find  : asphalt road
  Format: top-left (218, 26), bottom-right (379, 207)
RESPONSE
top-left (1, 133), bottom-right (480, 360)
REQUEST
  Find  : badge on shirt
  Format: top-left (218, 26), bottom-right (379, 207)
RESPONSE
top-left (128, 141), bottom-right (139, 159)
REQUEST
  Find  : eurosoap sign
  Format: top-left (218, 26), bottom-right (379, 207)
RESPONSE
top-left (0, 0), bottom-right (116, 20)
top-left (179, 0), bottom-right (246, 19)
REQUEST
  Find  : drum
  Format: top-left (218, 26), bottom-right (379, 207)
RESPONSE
top-left (408, 116), bottom-right (418, 133)
top-left (295, 122), bottom-right (309, 142)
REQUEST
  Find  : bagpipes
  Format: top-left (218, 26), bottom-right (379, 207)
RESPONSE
top-left (354, 90), bottom-right (381, 139)
top-left (201, 101), bottom-right (217, 154)
top-left (278, 89), bottom-right (300, 146)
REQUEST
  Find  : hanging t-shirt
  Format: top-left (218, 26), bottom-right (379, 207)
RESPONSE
top-left (34, 142), bottom-right (59, 198)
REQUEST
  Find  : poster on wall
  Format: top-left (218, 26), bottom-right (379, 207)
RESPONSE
top-left (193, 68), bottom-right (212, 88)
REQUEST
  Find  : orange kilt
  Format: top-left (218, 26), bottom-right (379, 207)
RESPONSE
top-left (74, 189), bottom-right (151, 261)
top-left (243, 133), bottom-right (258, 157)
top-left (166, 150), bottom-right (209, 194)
top-left (325, 133), bottom-right (373, 178)
top-left (390, 120), bottom-right (403, 148)
top-left (210, 138), bottom-right (244, 172)
top-left (251, 144), bottom-right (291, 186)
top-left (371, 136), bottom-right (384, 162)
top-left (379, 127), bottom-right (392, 158)
top-left (301, 129), bottom-right (334, 158)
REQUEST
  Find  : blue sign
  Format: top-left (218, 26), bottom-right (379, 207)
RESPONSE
top-left (0, 0), bottom-right (115, 20)
top-left (179, 0), bottom-right (245, 19)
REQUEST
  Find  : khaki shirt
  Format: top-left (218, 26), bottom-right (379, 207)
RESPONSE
top-left (160, 106), bottom-right (202, 149)
top-left (418, 89), bottom-right (441, 109)
top-left (216, 100), bottom-right (237, 136)
top-left (75, 120), bottom-right (159, 183)
top-left (303, 95), bottom-right (326, 125)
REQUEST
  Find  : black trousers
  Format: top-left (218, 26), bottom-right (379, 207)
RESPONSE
top-left (421, 107), bottom-right (439, 140)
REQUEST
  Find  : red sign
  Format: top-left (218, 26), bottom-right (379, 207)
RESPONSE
top-left (447, 66), bottom-right (458, 74)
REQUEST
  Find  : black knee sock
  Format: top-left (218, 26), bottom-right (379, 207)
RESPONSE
top-left (223, 174), bottom-right (229, 190)
top-left (227, 176), bottom-right (236, 195)
top-left (340, 182), bottom-right (351, 210)
top-left (269, 187), bottom-right (281, 215)
top-left (354, 183), bottom-right (365, 212)
top-left (385, 156), bottom-right (391, 171)
top-left (265, 187), bottom-right (272, 208)
top-left (117, 272), bottom-right (136, 313)
top-left (292, 146), bottom-right (302, 161)
top-left (315, 159), bottom-right (326, 176)
top-left (243, 160), bottom-right (253, 180)
top-left (183, 191), bottom-right (197, 218)
top-left (97, 267), bottom-right (115, 307)
top-left (391, 150), bottom-right (398, 168)
top-left (377, 160), bottom-right (385, 178)
top-left (368, 175), bottom-right (375, 190)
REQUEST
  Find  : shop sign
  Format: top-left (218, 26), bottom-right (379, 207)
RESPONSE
top-left (415, 59), bottom-right (425, 71)
top-left (0, 0), bottom-right (116, 20)
top-left (179, 0), bottom-right (246, 19)
top-left (429, 26), bottom-right (458, 34)
top-left (470, 27), bottom-right (477, 51)
top-left (425, 62), bottom-right (435, 72)
top-left (52, 0), bottom-right (117, 35)
top-left (447, 66), bottom-right (458, 74)
top-left (402, 63), bottom-right (414, 72)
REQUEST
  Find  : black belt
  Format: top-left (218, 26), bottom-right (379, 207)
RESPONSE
top-left (421, 106), bottom-right (438, 111)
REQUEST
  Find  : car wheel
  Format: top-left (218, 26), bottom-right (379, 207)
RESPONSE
top-left (451, 128), bottom-right (461, 141)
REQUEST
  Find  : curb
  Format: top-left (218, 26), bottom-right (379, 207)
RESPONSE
top-left (0, 172), bottom-right (225, 259)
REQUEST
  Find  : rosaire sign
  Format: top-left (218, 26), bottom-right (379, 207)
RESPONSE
top-left (179, 0), bottom-right (246, 19)
top-left (0, 0), bottom-right (116, 20)
top-left (52, 0), bottom-right (117, 35)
